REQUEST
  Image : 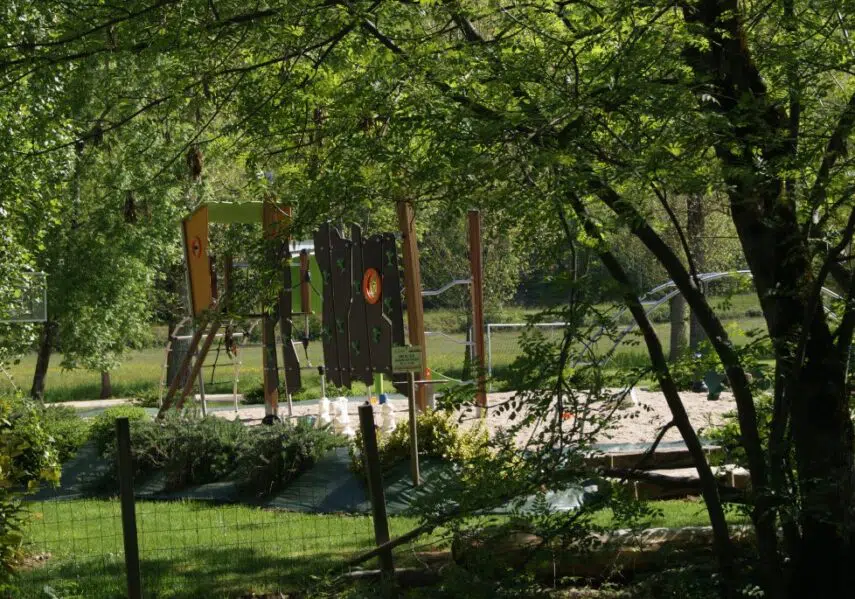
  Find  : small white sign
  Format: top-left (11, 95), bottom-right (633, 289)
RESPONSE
top-left (392, 345), bottom-right (422, 373)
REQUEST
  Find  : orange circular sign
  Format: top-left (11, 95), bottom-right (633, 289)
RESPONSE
top-left (362, 268), bottom-right (381, 304)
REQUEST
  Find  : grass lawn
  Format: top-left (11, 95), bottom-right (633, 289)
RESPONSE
top-left (1, 296), bottom-right (769, 403)
top-left (12, 497), bottom-right (749, 598)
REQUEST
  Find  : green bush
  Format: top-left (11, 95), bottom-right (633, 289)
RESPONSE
top-left (243, 385), bottom-right (265, 405)
top-left (0, 396), bottom-right (61, 582)
top-left (234, 420), bottom-right (343, 496)
top-left (99, 414), bottom-right (246, 490)
top-left (40, 405), bottom-right (90, 463)
top-left (163, 416), bottom-right (247, 489)
top-left (96, 414), bottom-right (339, 495)
top-left (349, 409), bottom-right (489, 476)
top-left (5, 401), bottom-right (63, 488)
top-left (89, 405), bottom-right (149, 454)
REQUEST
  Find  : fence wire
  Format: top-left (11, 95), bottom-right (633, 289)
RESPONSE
top-left (14, 469), bottom-right (125, 598)
top-left (10, 411), bottom-right (437, 599)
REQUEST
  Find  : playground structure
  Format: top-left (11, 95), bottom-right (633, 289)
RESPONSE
top-left (158, 200), bottom-right (322, 420)
top-left (158, 201), bottom-right (488, 420)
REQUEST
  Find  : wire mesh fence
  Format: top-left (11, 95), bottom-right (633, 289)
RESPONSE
top-left (9, 410), bottom-right (436, 599)
top-left (486, 322), bottom-right (570, 390)
top-left (14, 450), bottom-right (126, 598)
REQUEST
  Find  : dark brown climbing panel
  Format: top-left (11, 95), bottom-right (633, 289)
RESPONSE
top-left (279, 247), bottom-right (302, 393)
top-left (314, 222), bottom-right (405, 390)
top-left (362, 233), bottom-right (391, 376)
top-left (349, 225), bottom-right (372, 385)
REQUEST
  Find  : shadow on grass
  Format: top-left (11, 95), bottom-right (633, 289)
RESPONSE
top-left (12, 546), bottom-right (350, 599)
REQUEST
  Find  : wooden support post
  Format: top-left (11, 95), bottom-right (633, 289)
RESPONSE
top-left (158, 309), bottom-right (213, 416)
top-left (300, 249), bottom-right (311, 315)
top-left (116, 418), bottom-right (143, 599)
top-left (396, 201), bottom-right (429, 411)
top-left (358, 404), bottom-right (394, 573)
top-left (468, 210), bottom-right (487, 410)
top-left (261, 312), bottom-right (279, 418)
top-left (407, 371), bottom-right (420, 487)
top-left (262, 202), bottom-right (289, 419)
top-left (175, 316), bottom-right (222, 411)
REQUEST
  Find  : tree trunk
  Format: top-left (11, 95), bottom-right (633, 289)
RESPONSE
top-left (566, 195), bottom-right (737, 598)
top-left (687, 195), bottom-right (706, 351)
top-left (787, 339), bottom-right (855, 597)
top-left (669, 294), bottom-right (687, 362)
top-left (100, 370), bottom-right (113, 399)
top-left (30, 320), bottom-right (56, 404)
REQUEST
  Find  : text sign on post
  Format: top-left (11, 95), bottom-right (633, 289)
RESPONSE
top-left (392, 345), bottom-right (422, 373)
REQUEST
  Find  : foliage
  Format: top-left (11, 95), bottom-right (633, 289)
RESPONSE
top-left (349, 409), bottom-right (489, 476)
top-left (0, 395), bottom-right (61, 582)
top-left (35, 405), bottom-right (90, 463)
top-left (706, 395), bottom-right (775, 473)
top-left (242, 385), bottom-right (265, 405)
top-left (162, 416), bottom-right (248, 489)
top-left (233, 419), bottom-right (344, 496)
top-left (89, 405), bottom-right (149, 455)
top-left (99, 414), bottom-right (248, 490)
top-left (94, 413), bottom-right (342, 495)
top-left (4, 400), bottom-right (63, 489)
top-left (6, 0), bottom-right (855, 593)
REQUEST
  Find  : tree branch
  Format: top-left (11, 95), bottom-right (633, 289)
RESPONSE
top-left (587, 176), bottom-right (767, 488)
top-left (565, 192), bottom-right (736, 588)
top-left (0, 0), bottom-right (178, 50)
top-left (797, 205), bottom-right (855, 366)
top-left (806, 91), bottom-right (855, 219)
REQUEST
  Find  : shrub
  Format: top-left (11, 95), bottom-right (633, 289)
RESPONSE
top-left (243, 385), bottom-right (265, 405)
top-left (162, 416), bottom-right (247, 489)
top-left (39, 405), bottom-right (90, 463)
top-left (349, 409), bottom-right (489, 476)
top-left (98, 414), bottom-right (248, 490)
top-left (0, 396), bottom-right (61, 581)
top-left (234, 420), bottom-right (343, 496)
top-left (89, 405), bottom-right (149, 454)
top-left (5, 400), bottom-right (63, 488)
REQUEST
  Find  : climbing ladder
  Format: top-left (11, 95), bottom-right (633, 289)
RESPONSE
top-left (157, 303), bottom-right (225, 418)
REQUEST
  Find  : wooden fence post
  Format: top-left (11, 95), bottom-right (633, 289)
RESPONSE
top-left (358, 404), bottom-right (394, 573)
top-left (116, 417), bottom-right (143, 599)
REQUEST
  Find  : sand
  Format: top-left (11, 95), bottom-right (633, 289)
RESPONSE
top-left (214, 388), bottom-right (737, 445)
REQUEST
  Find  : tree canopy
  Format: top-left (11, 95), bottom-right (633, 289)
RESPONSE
top-left (5, 0), bottom-right (855, 596)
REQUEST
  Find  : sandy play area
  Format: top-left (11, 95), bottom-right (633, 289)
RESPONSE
top-left (213, 388), bottom-right (737, 445)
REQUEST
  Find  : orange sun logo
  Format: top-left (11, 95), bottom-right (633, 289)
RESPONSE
top-left (362, 268), bottom-right (381, 304)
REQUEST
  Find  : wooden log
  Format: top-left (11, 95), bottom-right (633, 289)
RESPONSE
top-left (453, 525), bottom-right (756, 581)
top-left (396, 201), bottom-right (428, 410)
top-left (585, 446), bottom-right (723, 470)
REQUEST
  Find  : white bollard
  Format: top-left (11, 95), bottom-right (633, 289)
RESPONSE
top-left (380, 401), bottom-right (396, 434)
top-left (318, 396), bottom-right (332, 428)
top-left (630, 387), bottom-right (640, 407)
top-left (335, 396), bottom-right (355, 438)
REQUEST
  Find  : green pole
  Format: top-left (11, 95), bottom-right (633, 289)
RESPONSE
top-left (373, 372), bottom-right (384, 398)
